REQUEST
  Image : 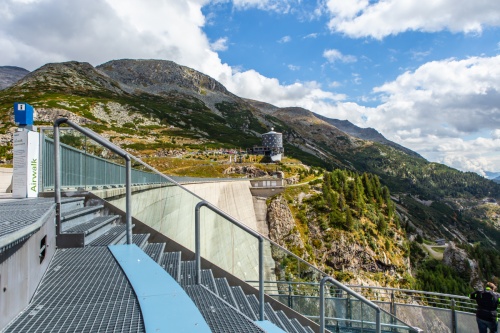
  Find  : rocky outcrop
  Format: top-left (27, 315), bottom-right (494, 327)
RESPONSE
top-left (325, 234), bottom-right (397, 275)
top-left (267, 195), bottom-right (306, 255)
top-left (223, 165), bottom-right (268, 178)
top-left (443, 242), bottom-right (481, 289)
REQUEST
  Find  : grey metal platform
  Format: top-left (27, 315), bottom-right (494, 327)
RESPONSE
top-left (0, 198), bottom-right (55, 238)
top-left (185, 284), bottom-right (266, 333)
top-left (3, 247), bottom-right (145, 333)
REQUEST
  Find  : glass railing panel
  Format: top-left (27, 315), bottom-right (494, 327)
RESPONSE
top-left (40, 128), bottom-right (171, 191)
top-left (395, 303), bottom-right (452, 332)
top-left (198, 207), bottom-right (260, 281)
top-left (456, 310), bottom-right (477, 333)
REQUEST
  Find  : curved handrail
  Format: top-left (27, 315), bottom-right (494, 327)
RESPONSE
top-left (195, 200), bottom-right (265, 321)
top-left (54, 118), bottom-right (133, 244)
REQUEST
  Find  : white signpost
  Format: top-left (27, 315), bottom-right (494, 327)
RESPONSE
top-left (12, 128), bottom-right (39, 198)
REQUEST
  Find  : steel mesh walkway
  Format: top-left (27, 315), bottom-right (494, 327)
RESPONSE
top-left (3, 247), bottom-right (145, 333)
top-left (0, 198), bottom-right (54, 238)
top-left (185, 284), bottom-right (266, 333)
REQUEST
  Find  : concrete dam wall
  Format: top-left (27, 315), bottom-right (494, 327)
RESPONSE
top-left (96, 180), bottom-right (274, 282)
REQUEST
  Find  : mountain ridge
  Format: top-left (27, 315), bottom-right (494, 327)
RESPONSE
top-left (0, 66), bottom-right (29, 90)
top-left (1, 58), bottom-right (499, 291)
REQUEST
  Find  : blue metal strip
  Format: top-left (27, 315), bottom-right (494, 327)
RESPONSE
top-left (108, 244), bottom-right (211, 333)
top-left (254, 320), bottom-right (287, 333)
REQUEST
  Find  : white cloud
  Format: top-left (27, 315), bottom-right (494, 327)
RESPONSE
top-left (232, 0), bottom-right (292, 13)
top-left (325, 0), bottom-right (500, 39)
top-left (1, 0), bottom-right (499, 174)
top-left (287, 64), bottom-right (300, 71)
top-left (278, 35), bottom-right (292, 43)
top-left (303, 33), bottom-right (318, 39)
top-left (210, 37), bottom-right (229, 51)
top-left (323, 49), bottom-right (357, 63)
top-left (223, 69), bottom-right (346, 108)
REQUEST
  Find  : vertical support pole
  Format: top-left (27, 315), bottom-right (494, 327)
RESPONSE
top-left (125, 157), bottom-right (132, 245)
top-left (195, 202), bottom-right (201, 285)
top-left (320, 277), bottom-right (326, 333)
top-left (346, 293), bottom-right (351, 328)
top-left (288, 283), bottom-right (293, 308)
top-left (259, 237), bottom-right (264, 321)
top-left (54, 123), bottom-right (61, 236)
top-left (451, 299), bottom-right (457, 333)
top-left (390, 290), bottom-right (396, 332)
top-left (375, 308), bottom-right (381, 333)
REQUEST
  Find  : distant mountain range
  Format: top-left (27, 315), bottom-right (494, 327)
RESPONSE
top-left (1, 58), bottom-right (499, 249)
top-left (0, 66), bottom-right (29, 90)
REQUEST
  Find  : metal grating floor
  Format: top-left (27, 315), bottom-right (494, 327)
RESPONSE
top-left (87, 225), bottom-right (126, 247)
top-left (60, 205), bottom-right (103, 221)
top-left (264, 302), bottom-right (286, 331)
top-left (291, 318), bottom-right (309, 333)
top-left (161, 252), bottom-right (181, 281)
top-left (180, 260), bottom-right (197, 286)
top-left (215, 278), bottom-right (237, 308)
top-left (201, 269), bottom-right (218, 294)
top-left (185, 284), bottom-right (266, 333)
top-left (3, 247), bottom-right (145, 333)
top-left (231, 286), bottom-right (257, 321)
top-left (0, 198), bottom-right (54, 238)
top-left (131, 233), bottom-right (149, 249)
top-left (63, 216), bottom-right (117, 234)
top-left (277, 310), bottom-right (300, 333)
top-left (143, 243), bottom-right (165, 264)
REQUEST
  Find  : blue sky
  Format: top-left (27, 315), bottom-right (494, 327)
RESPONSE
top-left (1, 0), bottom-right (500, 175)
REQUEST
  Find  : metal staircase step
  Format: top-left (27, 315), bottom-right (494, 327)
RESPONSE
top-left (246, 294), bottom-right (288, 331)
top-left (277, 310), bottom-right (300, 333)
top-left (180, 261), bottom-right (197, 286)
top-left (60, 205), bottom-right (104, 231)
top-left (303, 326), bottom-right (314, 333)
top-left (131, 233), bottom-right (149, 249)
top-left (160, 252), bottom-right (181, 281)
top-left (62, 215), bottom-right (120, 246)
top-left (201, 269), bottom-right (218, 294)
top-left (143, 243), bottom-right (165, 264)
top-left (290, 318), bottom-right (308, 333)
top-left (60, 197), bottom-right (85, 213)
top-left (87, 225), bottom-right (128, 247)
top-left (215, 278), bottom-right (237, 308)
top-left (184, 284), bottom-right (265, 333)
top-left (264, 302), bottom-right (287, 331)
top-left (63, 215), bottom-right (119, 235)
top-left (231, 286), bottom-right (257, 321)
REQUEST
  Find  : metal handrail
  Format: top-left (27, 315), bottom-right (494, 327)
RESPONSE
top-left (246, 279), bottom-right (477, 312)
top-left (320, 276), bottom-right (381, 333)
top-left (53, 118), bottom-right (132, 244)
top-left (195, 200), bottom-right (265, 321)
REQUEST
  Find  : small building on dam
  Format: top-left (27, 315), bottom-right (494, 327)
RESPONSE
top-left (247, 128), bottom-right (284, 162)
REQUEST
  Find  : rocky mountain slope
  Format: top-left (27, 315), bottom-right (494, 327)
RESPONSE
top-left (1, 59), bottom-right (499, 259)
top-left (0, 66), bottom-right (29, 90)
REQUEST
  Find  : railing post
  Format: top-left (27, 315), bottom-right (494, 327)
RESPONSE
top-left (258, 236), bottom-right (264, 321)
top-left (194, 200), bottom-right (264, 321)
top-left (375, 307), bottom-right (381, 333)
top-left (346, 293), bottom-right (351, 328)
top-left (390, 290), bottom-right (396, 332)
top-left (288, 283), bottom-right (293, 308)
top-left (320, 277), bottom-right (327, 333)
top-left (53, 120), bottom-right (63, 236)
top-left (195, 202), bottom-right (201, 285)
top-left (451, 299), bottom-right (457, 333)
top-left (125, 157), bottom-right (132, 245)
